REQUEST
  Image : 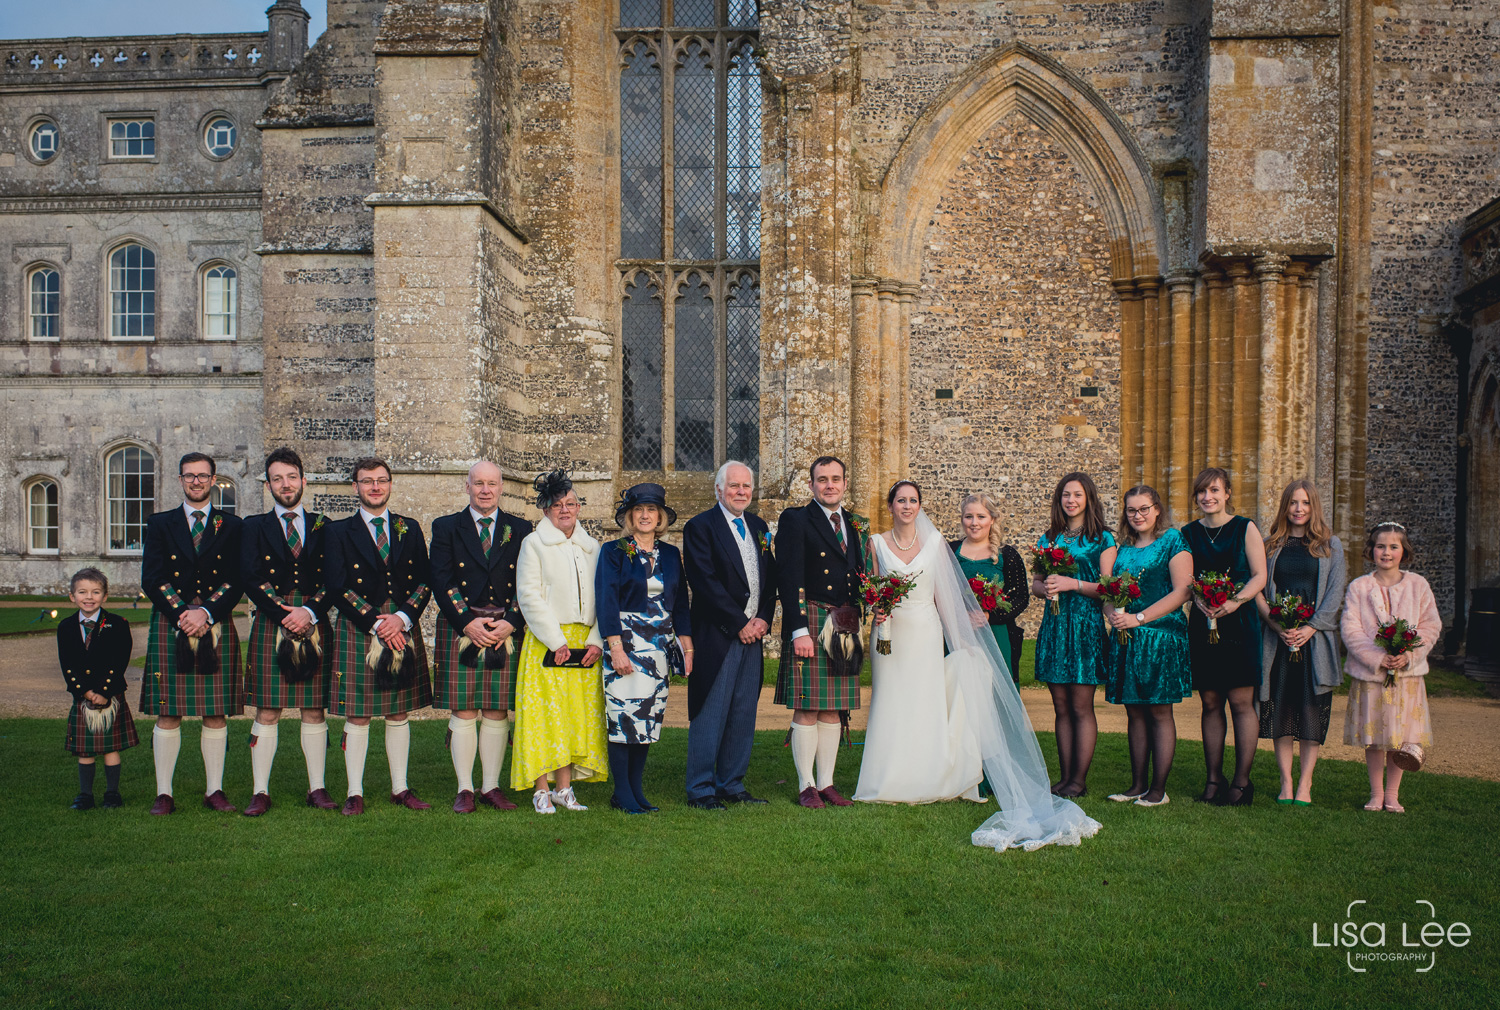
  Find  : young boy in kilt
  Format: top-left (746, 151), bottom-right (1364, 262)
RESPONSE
top-left (324, 456), bottom-right (435, 816)
top-left (58, 568), bottom-right (138, 810)
top-left (774, 456), bottom-right (870, 808)
top-left (429, 460), bottom-right (531, 813)
top-left (239, 448), bottom-right (337, 816)
top-left (139, 452), bottom-right (245, 816)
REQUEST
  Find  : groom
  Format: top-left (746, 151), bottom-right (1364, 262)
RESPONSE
top-left (774, 455), bottom-right (869, 808)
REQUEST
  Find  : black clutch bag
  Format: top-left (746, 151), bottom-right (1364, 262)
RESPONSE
top-left (542, 648), bottom-right (592, 668)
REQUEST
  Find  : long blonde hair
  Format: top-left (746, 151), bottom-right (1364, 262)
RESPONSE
top-left (959, 492), bottom-right (1004, 563)
top-left (1264, 479), bottom-right (1333, 558)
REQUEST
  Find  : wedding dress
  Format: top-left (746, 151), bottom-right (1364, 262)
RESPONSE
top-left (858, 510), bottom-right (1103, 851)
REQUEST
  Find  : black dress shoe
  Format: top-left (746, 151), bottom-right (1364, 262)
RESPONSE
top-left (609, 795), bottom-right (646, 815)
top-left (70, 793), bottom-right (95, 811)
top-left (101, 791), bottom-right (123, 809)
top-left (719, 791), bottom-right (768, 805)
top-left (688, 796), bottom-right (727, 810)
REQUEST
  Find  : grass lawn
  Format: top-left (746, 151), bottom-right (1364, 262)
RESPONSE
top-left (0, 606), bottom-right (156, 638)
top-left (1, 718), bottom-right (1494, 1009)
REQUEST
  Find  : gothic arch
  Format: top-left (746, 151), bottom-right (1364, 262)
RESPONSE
top-left (872, 43), bottom-right (1165, 285)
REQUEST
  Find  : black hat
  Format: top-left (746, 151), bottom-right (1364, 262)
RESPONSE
top-left (613, 483), bottom-right (676, 528)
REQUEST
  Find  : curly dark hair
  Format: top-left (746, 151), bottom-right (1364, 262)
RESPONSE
top-left (533, 469), bottom-right (574, 510)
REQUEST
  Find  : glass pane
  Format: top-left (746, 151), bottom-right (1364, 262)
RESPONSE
top-left (674, 272), bottom-right (715, 471)
top-left (621, 273), bottom-right (664, 469)
top-left (726, 43), bottom-right (762, 261)
top-left (30, 269), bottom-right (59, 338)
top-left (620, 42), bottom-right (663, 260)
top-left (30, 122), bottom-right (58, 160)
top-left (205, 119), bottom-right (236, 157)
top-left (726, 272), bottom-right (760, 471)
top-left (107, 448), bottom-right (155, 550)
top-left (728, 0), bottom-right (757, 28)
top-left (674, 0), bottom-right (716, 26)
top-left (618, 0), bottom-right (660, 27)
top-left (211, 478), bottom-right (237, 514)
top-left (205, 267), bottom-right (236, 338)
top-left (111, 245), bottom-right (155, 337)
top-left (673, 41), bottom-right (716, 260)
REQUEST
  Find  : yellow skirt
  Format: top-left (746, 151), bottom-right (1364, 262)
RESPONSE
top-left (510, 624), bottom-right (609, 789)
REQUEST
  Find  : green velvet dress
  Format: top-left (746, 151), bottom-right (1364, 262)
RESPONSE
top-left (1033, 530), bottom-right (1114, 687)
top-left (955, 552), bottom-right (1013, 670)
top-left (1105, 526), bottom-right (1193, 706)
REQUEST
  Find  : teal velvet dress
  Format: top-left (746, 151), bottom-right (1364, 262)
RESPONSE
top-left (1033, 530), bottom-right (1114, 687)
top-left (1105, 526), bottom-right (1193, 706)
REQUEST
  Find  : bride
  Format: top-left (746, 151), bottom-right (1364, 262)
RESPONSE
top-left (855, 480), bottom-right (1101, 851)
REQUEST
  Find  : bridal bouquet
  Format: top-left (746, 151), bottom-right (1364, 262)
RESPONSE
top-left (1375, 618), bottom-right (1423, 689)
top-left (1268, 592), bottom-right (1316, 661)
top-left (1191, 571), bottom-right (1243, 644)
top-left (1030, 545), bottom-right (1079, 615)
top-left (1096, 570), bottom-right (1142, 645)
top-left (968, 575), bottom-right (1012, 617)
top-left (859, 571), bottom-right (918, 655)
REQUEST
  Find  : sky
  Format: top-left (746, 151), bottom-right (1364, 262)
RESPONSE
top-left (1, 2), bottom-right (328, 43)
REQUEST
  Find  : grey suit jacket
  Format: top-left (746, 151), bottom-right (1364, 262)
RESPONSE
top-left (1260, 536), bottom-right (1347, 700)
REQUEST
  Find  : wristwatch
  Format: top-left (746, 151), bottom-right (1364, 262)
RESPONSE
top-left (1135, 613), bottom-right (1145, 626)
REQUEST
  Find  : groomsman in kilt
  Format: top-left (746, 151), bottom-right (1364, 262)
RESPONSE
top-left (430, 460), bottom-right (530, 813)
top-left (774, 456), bottom-right (870, 808)
top-left (239, 448), bottom-right (337, 816)
top-left (325, 456), bottom-right (435, 816)
top-left (139, 452), bottom-right (246, 815)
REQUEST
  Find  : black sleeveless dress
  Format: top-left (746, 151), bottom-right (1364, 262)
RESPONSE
top-left (1183, 515), bottom-right (1262, 692)
top-left (1258, 537), bottom-right (1332, 743)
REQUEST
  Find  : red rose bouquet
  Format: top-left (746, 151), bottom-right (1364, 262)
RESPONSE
top-left (1030, 545), bottom-right (1079, 615)
top-left (859, 570), bottom-right (919, 655)
top-left (967, 575), bottom-right (1012, 618)
top-left (1375, 618), bottom-right (1423, 689)
top-left (1191, 570), bottom-right (1244, 644)
top-left (1268, 592), bottom-right (1317, 661)
top-left (1097, 570), bottom-right (1142, 645)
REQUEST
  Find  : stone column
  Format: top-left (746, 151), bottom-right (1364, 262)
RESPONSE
top-left (1166, 270), bottom-right (1197, 517)
top-left (1204, 268), bottom-right (1232, 470)
top-left (1114, 279), bottom-right (1145, 490)
top-left (1191, 274), bottom-right (1212, 478)
top-left (849, 277), bottom-right (880, 522)
top-left (875, 280), bottom-right (903, 516)
top-left (1227, 260), bottom-right (1259, 508)
top-left (1136, 276), bottom-right (1162, 490)
top-left (1253, 253), bottom-right (1289, 522)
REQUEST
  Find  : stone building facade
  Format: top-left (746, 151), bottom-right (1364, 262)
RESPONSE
top-left (1, 0), bottom-right (1496, 646)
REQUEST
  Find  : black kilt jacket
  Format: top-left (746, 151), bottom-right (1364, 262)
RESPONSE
top-left (682, 507), bottom-right (777, 720)
top-left (429, 508), bottom-right (529, 633)
top-left (773, 501), bottom-right (868, 638)
top-left (324, 512), bottom-right (432, 634)
top-left (140, 507), bottom-right (245, 623)
top-left (57, 610), bottom-right (135, 701)
top-left (239, 510), bottom-right (333, 621)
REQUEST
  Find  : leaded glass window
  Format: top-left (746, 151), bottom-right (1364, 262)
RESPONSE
top-left (106, 446), bottom-right (155, 552)
top-left (29, 267), bottom-right (59, 339)
top-left (109, 243), bottom-right (155, 338)
top-left (617, 0), bottom-right (761, 473)
top-left (27, 479), bottom-right (59, 553)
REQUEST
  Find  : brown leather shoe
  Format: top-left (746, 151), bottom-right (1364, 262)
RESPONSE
top-left (798, 786), bottom-right (826, 809)
top-left (340, 795), bottom-right (365, 816)
top-left (243, 793), bottom-right (272, 817)
top-left (819, 786), bottom-right (853, 807)
top-left (478, 787), bottom-right (519, 811)
top-left (149, 794), bottom-right (175, 816)
top-left (453, 789), bottom-right (476, 814)
top-left (390, 788), bottom-right (432, 811)
top-left (306, 788), bottom-right (338, 810)
top-left (203, 789), bottom-right (237, 813)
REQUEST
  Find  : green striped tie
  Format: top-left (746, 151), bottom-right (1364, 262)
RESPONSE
top-left (190, 510), bottom-right (206, 552)
top-left (478, 516), bottom-right (493, 557)
top-left (284, 513), bottom-right (302, 557)
top-left (371, 516), bottom-right (390, 564)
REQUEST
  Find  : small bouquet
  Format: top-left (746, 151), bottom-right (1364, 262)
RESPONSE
top-left (1268, 592), bottom-right (1316, 661)
top-left (1096, 570), bottom-right (1142, 645)
top-left (1375, 618), bottom-right (1424, 689)
top-left (859, 570), bottom-right (918, 655)
top-left (1030, 545), bottom-right (1079, 615)
top-left (1192, 571), bottom-right (1244, 644)
top-left (968, 575), bottom-right (1012, 618)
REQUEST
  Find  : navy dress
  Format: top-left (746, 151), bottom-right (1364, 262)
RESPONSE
top-left (596, 538), bottom-right (692, 745)
top-left (1182, 516), bottom-right (1262, 692)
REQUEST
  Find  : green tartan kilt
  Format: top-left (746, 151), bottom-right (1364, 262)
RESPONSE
top-left (329, 605), bottom-right (433, 718)
top-left (774, 603), bottom-right (862, 711)
top-left (432, 619), bottom-right (519, 712)
top-left (64, 696), bottom-right (140, 757)
top-left (139, 611), bottom-right (242, 718)
top-left (243, 598), bottom-right (333, 711)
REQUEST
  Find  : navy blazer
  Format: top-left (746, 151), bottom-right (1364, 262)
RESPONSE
top-left (140, 506), bottom-right (244, 624)
top-left (773, 500), bottom-right (867, 638)
top-left (429, 508), bottom-right (529, 632)
top-left (682, 506), bottom-right (776, 719)
top-left (595, 538), bottom-right (692, 642)
top-left (56, 609), bottom-right (134, 701)
top-left (241, 510), bottom-right (332, 621)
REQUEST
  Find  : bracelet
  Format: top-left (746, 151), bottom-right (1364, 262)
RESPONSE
top-left (684, 648), bottom-right (694, 654)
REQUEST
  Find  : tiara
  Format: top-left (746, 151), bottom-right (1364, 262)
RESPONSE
top-left (889, 478), bottom-right (920, 494)
top-left (1373, 521), bottom-right (1406, 531)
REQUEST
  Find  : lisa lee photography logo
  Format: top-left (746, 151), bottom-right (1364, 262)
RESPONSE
top-left (1314, 900), bottom-right (1472, 973)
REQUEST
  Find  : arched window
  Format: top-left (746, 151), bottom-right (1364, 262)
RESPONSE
top-left (210, 476), bottom-right (237, 514)
top-left (616, 3), bottom-right (762, 473)
top-left (109, 243), bottom-right (155, 338)
top-left (26, 479), bottom-right (59, 553)
top-left (105, 446), bottom-right (155, 552)
top-left (28, 266), bottom-right (60, 340)
top-left (202, 264), bottom-right (237, 339)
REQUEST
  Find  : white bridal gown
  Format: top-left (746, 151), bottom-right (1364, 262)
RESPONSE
top-left (854, 533), bottom-right (985, 804)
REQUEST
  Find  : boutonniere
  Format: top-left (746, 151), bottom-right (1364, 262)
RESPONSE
top-left (759, 530), bottom-right (772, 553)
top-left (310, 514), bottom-right (326, 533)
top-left (499, 525), bottom-right (513, 548)
top-left (394, 517), bottom-right (409, 540)
top-left (620, 537), bottom-right (638, 560)
top-left (212, 514), bottom-right (224, 535)
top-left (848, 515), bottom-right (870, 539)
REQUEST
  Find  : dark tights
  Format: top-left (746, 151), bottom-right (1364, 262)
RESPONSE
top-left (607, 741), bottom-right (652, 812)
top-left (1124, 703), bottom-right (1176, 803)
top-left (1199, 686), bottom-right (1258, 799)
top-left (1047, 684), bottom-right (1098, 796)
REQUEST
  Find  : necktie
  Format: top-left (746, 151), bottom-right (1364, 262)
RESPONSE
top-left (82, 619), bottom-right (95, 649)
top-left (371, 516), bottom-right (390, 564)
top-left (830, 511), bottom-right (845, 550)
top-left (733, 517), bottom-right (747, 541)
top-left (284, 513), bottom-right (302, 558)
top-left (190, 510), bottom-right (206, 551)
top-left (478, 516), bottom-right (493, 557)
